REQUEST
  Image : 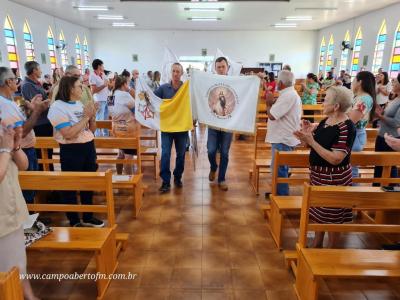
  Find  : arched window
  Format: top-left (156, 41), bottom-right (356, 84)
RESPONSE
top-left (372, 20), bottom-right (387, 74)
top-left (75, 35), bottom-right (82, 72)
top-left (59, 31), bottom-right (68, 70)
top-left (325, 34), bottom-right (334, 74)
top-left (318, 36), bottom-right (326, 73)
top-left (4, 15), bottom-right (19, 70)
top-left (339, 30), bottom-right (351, 72)
top-left (47, 27), bottom-right (57, 71)
top-left (23, 20), bottom-right (35, 62)
top-left (389, 22), bottom-right (400, 79)
top-left (83, 36), bottom-right (90, 71)
top-left (351, 27), bottom-right (363, 78)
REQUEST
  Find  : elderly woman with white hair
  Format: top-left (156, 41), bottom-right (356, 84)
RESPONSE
top-left (294, 86), bottom-right (356, 248)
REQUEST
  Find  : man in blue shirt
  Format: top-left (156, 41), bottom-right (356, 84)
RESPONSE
top-left (154, 63), bottom-right (188, 193)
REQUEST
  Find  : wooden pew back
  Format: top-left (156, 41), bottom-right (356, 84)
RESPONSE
top-left (19, 170), bottom-right (115, 226)
top-left (271, 151), bottom-right (400, 195)
top-left (299, 184), bottom-right (400, 248)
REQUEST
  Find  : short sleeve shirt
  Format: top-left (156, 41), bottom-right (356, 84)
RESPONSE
top-left (47, 100), bottom-right (94, 144)
top-left (302, 82), bottom-right (319, 105)
top-left (0, 95), bottom-right (36, 148)
top-left (352, 94), bottom-right (373, 129)
top-left (111, 90), bottom-right (138, 137)
top-left (89, 73), bottom-right (108, 102)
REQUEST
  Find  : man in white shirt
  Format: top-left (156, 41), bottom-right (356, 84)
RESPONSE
top-left (89, 59), bottom-right (109, 136)
top-left (265, 70), bottom-right (301, 196)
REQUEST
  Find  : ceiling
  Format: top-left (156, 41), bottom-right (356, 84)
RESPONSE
top-left (10, 0), bottom-right (400, 31)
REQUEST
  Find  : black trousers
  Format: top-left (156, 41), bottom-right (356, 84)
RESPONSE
top-left (373, 135), bottom-right (398, 186)
top-left (60, 140), bottom-right (97, 226)
top-left (34, 123), bottom-right (54, 171)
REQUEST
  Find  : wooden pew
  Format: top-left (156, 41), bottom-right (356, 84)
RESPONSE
top-left (0, 267), bottom-right (23, 300)
top-left (96, 120), bottom-right (159, 179)
top-left (19, 170), bottom-right (124, 300)
top-left (249, 127), bottom-right (271, 195)
top-left (267, 151), bottom-right (400, 249)
top-left (34, 137), bottom-right (143, 218)
top-left (294, 184), bottom-right (400, 300)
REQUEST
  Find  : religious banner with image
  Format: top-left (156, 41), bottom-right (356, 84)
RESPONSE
top-left (190, 70), bottom-right (260, 134)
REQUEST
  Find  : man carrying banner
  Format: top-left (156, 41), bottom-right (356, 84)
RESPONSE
top-left (155, 63), bottom-right (189, 193)
top-left (265, 70), bottom-right (301, 196)
top-left (207, 57), bottom-right (233, 191)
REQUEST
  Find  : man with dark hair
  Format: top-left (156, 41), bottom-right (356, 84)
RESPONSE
top-left (89, 59), bottom-right (109, 136)
top-left (146, 70), bottom-right (153, 87)
top-left (155, 63), bottom-right (188, 193)
top-left (207, 56), bottom-right (233, 191)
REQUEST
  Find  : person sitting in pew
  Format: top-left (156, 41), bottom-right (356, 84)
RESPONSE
top-left (47, 76), bottom-right (104, 228)
top-left (294, 86), bottom-right (356, 248)
top-left (110, 75), bottom-right (139, 175)
top-left (0, 125), bottom-right (39, 300)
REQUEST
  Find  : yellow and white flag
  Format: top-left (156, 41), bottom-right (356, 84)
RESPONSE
top-left (135, 78), bottom-right (193, 132)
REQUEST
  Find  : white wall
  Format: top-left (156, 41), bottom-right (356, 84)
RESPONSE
top-left (0, 0), bottom-right (91, 75)
top-left (91, 29), bottom-right (317, 78)
top-left (316, 2), bottom-right (400, 74)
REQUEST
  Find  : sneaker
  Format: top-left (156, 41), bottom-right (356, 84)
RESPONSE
top-left (174, 179), bottom-right (183, 188)
top-left (218, 182), bottom-right (228, 191)
top-left (81, 217), bottom-right (105, 228)
top-left (209, 170), bottom-right (216, 182)
top-left (159, 182), bottom-right (171, 193)
top-left (382, 242), bottom-right (400, 250)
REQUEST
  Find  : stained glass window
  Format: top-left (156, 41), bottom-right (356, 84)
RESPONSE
top-left (47, 27), bottom-right (57, 71)
top-left (351, 27), bottom-right (363, 78)
top-left (4, 15), bottom-right (19, 70)
top-left (318, 36), bottom-right (326, 73)
top-left (59, 31), bottom-right (68, 70)
top-left (372, 20), bottom-right (387, 74)
top-left (23, 20), bottom-right (35, 62)
top-left (389, 22), bottom-right (400, 79)
top-left (325, 35), bottom-right (334, 74)
top-left (75, 35), bottom-right (82, 72)
top-left (339, 30), bottom-right (351, 72)
top-left (83, 36), bottom-right (90, 71)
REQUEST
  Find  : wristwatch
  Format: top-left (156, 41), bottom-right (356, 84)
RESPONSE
top-left (0, 148), bottom-right (12, 154)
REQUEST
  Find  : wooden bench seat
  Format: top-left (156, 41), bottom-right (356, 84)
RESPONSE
top-left (267, 151), bottom-right (400, 249)
top-left (0, 267), bottom-right (23, 300)
top-left (294, 185), bottom-right (400, 300)
top-left (34, 137), bottom-right (143, 217)
top-left (19, 170), bottom-right (124, 300)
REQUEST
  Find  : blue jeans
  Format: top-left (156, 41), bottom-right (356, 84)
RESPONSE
top-left (351, 128), bottom-right (367, 179)
top-left (207, 128), bottom-right (233, 183)
top-left (160, 131), bottom-right (188, 183)
top-left (95, 101), bottom-right (109, 136)
top-left (22, 147), bottom-right (38, 204)
top-left (271, 143), bottom-right (294, 196)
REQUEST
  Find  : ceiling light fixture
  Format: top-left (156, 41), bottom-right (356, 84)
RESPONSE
top-left (97, 15), bottom-right (125, 20)
top-left (74, 5), bottom-right (110, 11)
top-left (112, 22), bottom-right (136, 27)
top-left (188, 17), bottom-right (221, 21)
top-left (273, 23), bottom-right (297, 28)
top-left (295, 7), bottom-right (337, 11)
top-left (184, 7), bottom-right (224, 12)
top-left (284, 16), bottom-right (312, 21)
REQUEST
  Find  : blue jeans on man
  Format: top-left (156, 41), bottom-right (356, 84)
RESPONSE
top-left (207, 128), bottom-right (233, 183)
top-left (271, 143), bottom-right (294, 196)
top-left (160, 131), bottom-right (189, 184)
top-left (22, 147), bottom-right (39, 203)
top-left (95, 101), bottom-right (109, 136)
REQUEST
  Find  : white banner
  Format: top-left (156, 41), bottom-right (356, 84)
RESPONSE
top-left (134, 77), bottom-right (161, 130)
top-left (190, 70), bottom-right (260, 134)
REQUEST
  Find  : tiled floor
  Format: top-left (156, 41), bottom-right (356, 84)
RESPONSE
top-left (29, 127), bottom-right (400, 299)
